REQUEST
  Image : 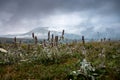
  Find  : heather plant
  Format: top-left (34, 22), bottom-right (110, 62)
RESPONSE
top-left (13, 37), bottom-right (17, 47)
top-left (82, 36), bottom-right (85, 45)
top-left (104, 37), bottom-right (106, 42)
top-left (51, 34), bottom-right (54, 47)
top-left (14, 37), bottom-right (16, 43)
top-left (32, 32), bottom-right (34, 39)
top-left (48, 31), bottom-right (50, 41)
top-left (101, 38), bottom-right (103, 42)
top-left (62, 29), bottom-right (64, 40)
top-left (34, 36), bottom-right (38, 44)
top-left (55, 36), bottom-right (58, 46)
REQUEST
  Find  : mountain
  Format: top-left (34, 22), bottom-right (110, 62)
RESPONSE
top-left (80, 27), bottom-right (120, 40)
top-left (19, 27), bottom-right (49, 38)
top-left (0, 27), bottom-right (80, 39)
top-left (1, 27), bottom-right (119, 40)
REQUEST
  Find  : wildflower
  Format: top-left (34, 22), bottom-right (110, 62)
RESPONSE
top-left (32, 33), bottom-right (34, 39)
top-left (20, 59), bottom-right (28, 62)
top-left (102, 48), bottom-right (105, 54)
top-left (81, 46), bottom-right (86, 55)
top-left (0, 48), bottom-right (8, 53)
top-left (48, 31), bottom-right (50, 41)
top-left (82, 36), bottom-right (85, 45)
top-left (80, 59), bottom-right (95, 74)
top-left (72, 71), bottom-right (76, 74)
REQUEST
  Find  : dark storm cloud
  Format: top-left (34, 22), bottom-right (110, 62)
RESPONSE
top-left (0, 0), bottom-right (120, 36)
top-left (1, 0), bottom-right (120, 18)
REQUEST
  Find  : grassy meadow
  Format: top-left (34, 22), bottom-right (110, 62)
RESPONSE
top-left (0, 37), bottom-right (120, 80)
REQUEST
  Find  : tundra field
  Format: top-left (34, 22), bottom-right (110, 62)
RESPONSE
top-left (0, 39), bottom-right (120, 80)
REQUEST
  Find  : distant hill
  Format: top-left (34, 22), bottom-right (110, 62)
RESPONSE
top-left (0, 27), bottom-right (80, 40)
top-left (0, 27), bottom-right (119, 40)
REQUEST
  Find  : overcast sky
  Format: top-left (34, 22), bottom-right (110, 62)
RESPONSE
top-left (0, 0), bottom-right (120, 36)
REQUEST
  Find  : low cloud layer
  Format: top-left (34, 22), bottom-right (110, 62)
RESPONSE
top-left (0, 0), bottom-right (120, 38)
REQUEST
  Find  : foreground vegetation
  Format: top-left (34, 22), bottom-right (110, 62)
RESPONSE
top-left (0, 41), bottom-right (120, 80)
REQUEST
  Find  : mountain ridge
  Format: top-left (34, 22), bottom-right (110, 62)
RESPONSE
top-left (0, 27), bottom-right (80, 39)
top-left (0, 27), bottom-right (119, 40)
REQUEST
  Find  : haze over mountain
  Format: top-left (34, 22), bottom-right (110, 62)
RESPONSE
top-left (0, 27), bottom-right (80, 39)
top-left (0, 27), bottom-right (119, 40)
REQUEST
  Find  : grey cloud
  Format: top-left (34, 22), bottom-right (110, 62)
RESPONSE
top-left (0, 0), bottom-right (120, 37)
top-left (1, 0), bottom-right (120, 18)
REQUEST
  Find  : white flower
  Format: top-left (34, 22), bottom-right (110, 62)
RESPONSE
top-left (72, 71), bottom-right (76, 74)
top-left (98, 53), bottom-right (105, 58)
top-left (92, 68), bottom-right (95, 71)
top-left (20, 59), bottom-right (28, 62)
top-left (80, 58), bottom-right (95, 74)
top-left (0, 48), bottom-right (8, 53)
top-left (82, 49), bottom-right (86, 55)
top-left (102, 48), bottom-right (105, 54)
top-left (83, 59), bottom-right (87, 62)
